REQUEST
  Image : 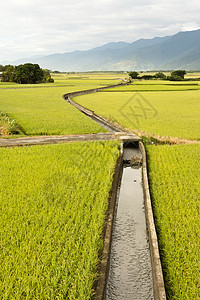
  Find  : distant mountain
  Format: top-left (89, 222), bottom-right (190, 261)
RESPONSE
top-left (3, 29), bottom-right (200, 71)
top-left (89, 41), bottom-right (130, 52)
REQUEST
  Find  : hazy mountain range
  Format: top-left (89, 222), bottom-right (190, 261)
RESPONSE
top-left (2, 29), bottom-right (200, 71)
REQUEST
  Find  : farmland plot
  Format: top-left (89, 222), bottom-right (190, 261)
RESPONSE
top-left (146, 144), bottom-right (200, 299)
top-left (75, 82), bottom-right (200, 140)
top-left (0, 141), bottom-right (120, 299)
top-left (0, 87), bottom-right (107, 135)
top-left (0, 73), bottom-right (124, 136)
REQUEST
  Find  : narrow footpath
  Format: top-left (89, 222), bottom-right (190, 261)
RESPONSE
top-left (0, 133), bottom-right (122, 147)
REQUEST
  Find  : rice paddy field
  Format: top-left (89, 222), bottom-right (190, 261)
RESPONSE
top-left (73, 76), bottom-right (200, 298)
top-left (0, 141), bottom-right (120, 299)
top-left (146, 144), bottom-right (200, 299)
top-left (0, 73), bottom-right (125, 136)
top-left (1, 72), bottom-right (200, 299)
top-left (75, 80), bottom-right (200, 140)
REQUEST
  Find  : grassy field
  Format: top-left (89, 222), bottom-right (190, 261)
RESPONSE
top-left (0, 73), bottom-right (126, 136)
top-left (75, 81), bottom-right (200, 140)
top-left (146, 144), bottom-right (200, 299)
top-left (0, 141), bottom-right (120, 299)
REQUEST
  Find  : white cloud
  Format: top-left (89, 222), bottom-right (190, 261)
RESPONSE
top-left (0, 0), bottom-right (200, 61)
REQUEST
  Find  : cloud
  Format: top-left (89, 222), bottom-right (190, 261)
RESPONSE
top-left (0, 0), bottom-right (200, 61)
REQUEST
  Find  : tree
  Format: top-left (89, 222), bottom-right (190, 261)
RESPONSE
top-left (42, 69), bottom-right (54, 83)
top-left (140, 74), bottom-right (154, 80)
top-left (154, 72), bottom-right (166, 79)
top-left (167, 74), bottom-right (183, 81)
top-left (171, 70), bottom-right (186, 79)
top-left (0, 65), bottom-right (5, 72)
top-left (1, 65), bottom-right (15, 82)
top-left (2, 63), bottom-right (54, 84)
top-left (129, 71), bottom-right (139, 79)
top-left (12, 63), bottom-right (44, 84)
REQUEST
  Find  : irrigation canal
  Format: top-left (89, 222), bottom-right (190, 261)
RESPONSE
top-left (65, 92), bottom-right (165, 299)
top-left (105, 141), bottom-right (154, 300)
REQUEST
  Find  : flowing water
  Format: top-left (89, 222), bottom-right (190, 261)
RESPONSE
top-left (105, 144), bottom-right (154, 300)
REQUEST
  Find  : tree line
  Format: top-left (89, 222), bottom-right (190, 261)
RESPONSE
top-left (0, 63), bottom-right (54, 84)
top-left (129, 70), bottom-right (187, 81)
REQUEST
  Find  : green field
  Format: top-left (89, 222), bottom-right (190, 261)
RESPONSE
top-left (1, 73), bottom-right (200, 299)
top-left (146, 144), bottom-right (200, 299)
top-left (73, 77), bottom-right (200, 298)
top-left (0, 87), bottom-right (106, 136)
top-left (75, 81), bottom-right (200, 140)
top-left (0, 141), bottom-right (120, 299)
top-left (0, 72), bottom-right (126, 89)
top-left (105, 80), bottom-right (200, 91)
top-left (0, 73), bottom-right (126, 136)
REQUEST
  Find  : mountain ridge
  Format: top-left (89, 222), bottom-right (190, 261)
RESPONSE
top-left (2, 29), bottom-right (200, 71)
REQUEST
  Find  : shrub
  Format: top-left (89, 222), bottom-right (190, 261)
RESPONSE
top-left (167, 75), bottom-right (183, 81)
top-left (129, 71), bottom-right (139, 79)
top-left (0, 112), bottom-right (19, 135)
top-left (46, 77), bottom-right (54, 83)
top-left (154, 72), bottom-right (166, 79)
top-left (171, 70), bottom-right (186, 79)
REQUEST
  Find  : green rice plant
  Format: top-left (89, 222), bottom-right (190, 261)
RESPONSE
top-left (75, 86), bottom-right (200, 140)
top-left (0, 141), bottom-right (120, 299)
top-left (0, 73), bottom-right (125, 136)
top-left (0, 73), bottom-right (124, 89)
top-left (104, 81), bottom-right (200, 92)
top-left (146, 144), bottom-right (200, 299)
top-left (0, 87), bottom-right (106, 136)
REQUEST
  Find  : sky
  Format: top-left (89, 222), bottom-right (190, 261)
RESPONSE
top-left (1, 0), bottom-right (200, 62)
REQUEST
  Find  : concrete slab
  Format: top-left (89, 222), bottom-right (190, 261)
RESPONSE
top-left (0, 133), bottom-right (120, 148)
top-left (120, 134), bottom-right (141, 142)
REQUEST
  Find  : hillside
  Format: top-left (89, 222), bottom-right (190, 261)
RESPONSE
top-left (3, 29), bottom-right (200, 71)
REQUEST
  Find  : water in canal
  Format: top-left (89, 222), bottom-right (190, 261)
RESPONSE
top-left (105, 144), bottom-right (154, 300)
